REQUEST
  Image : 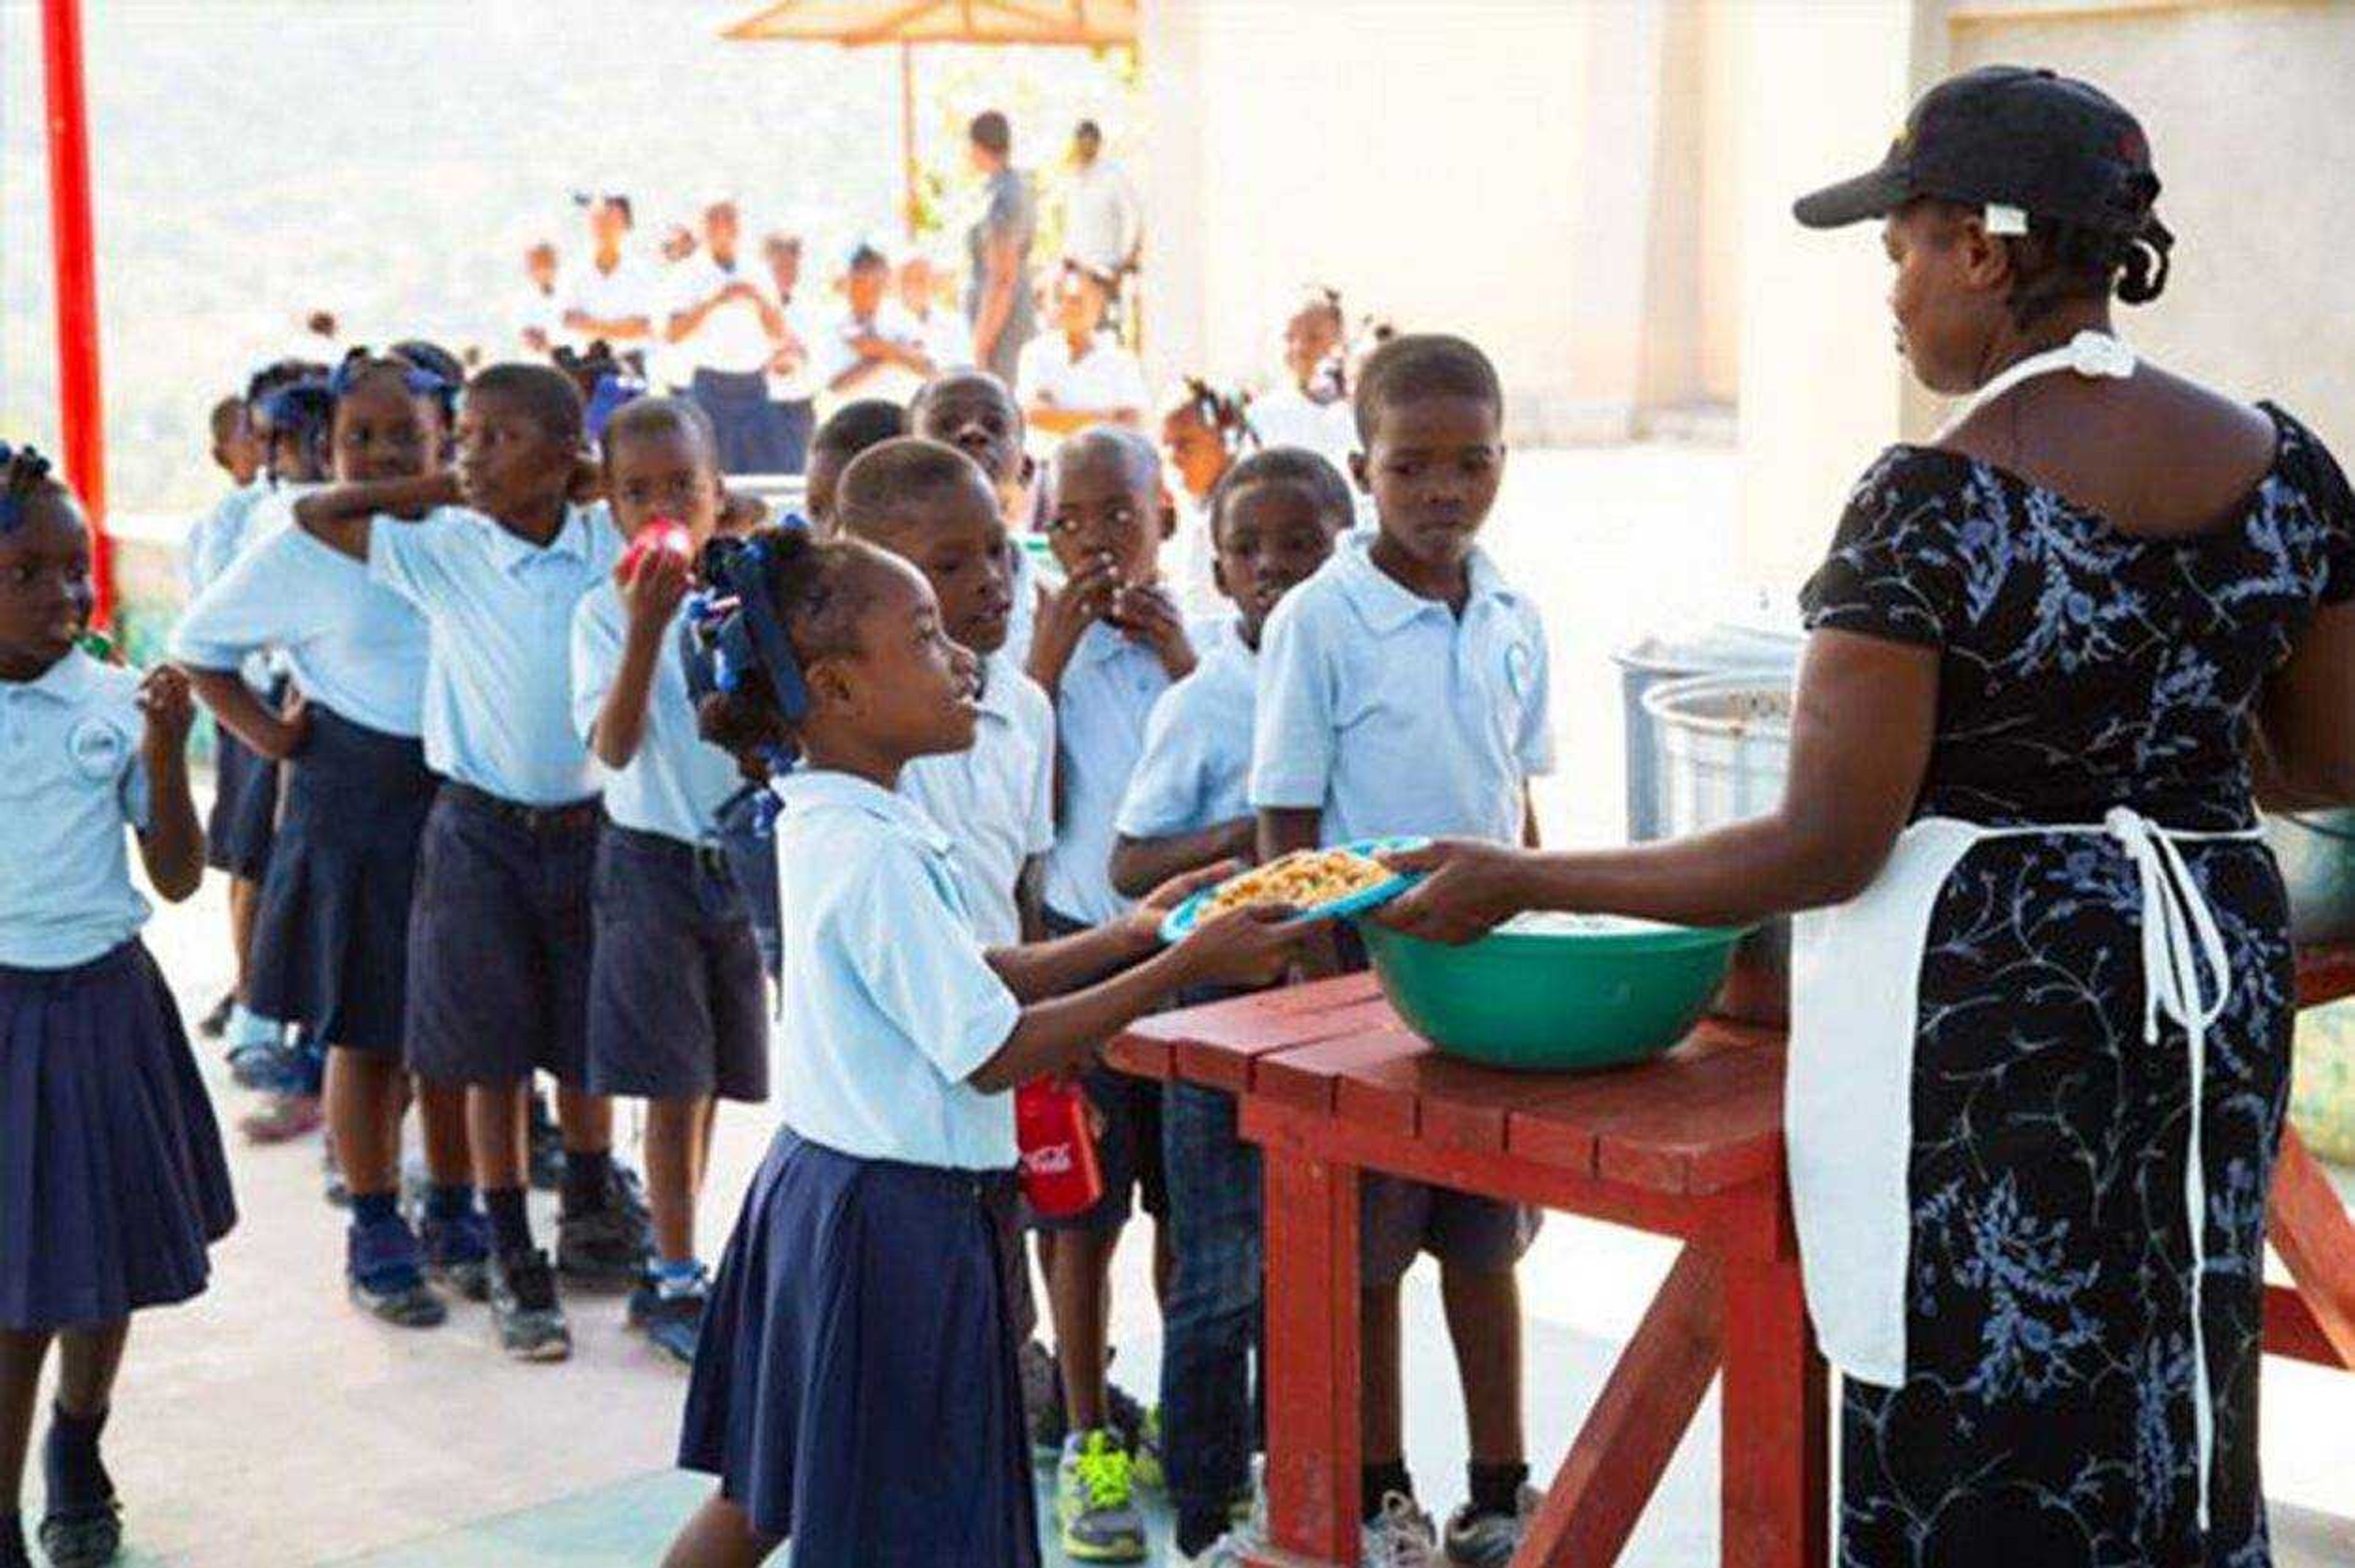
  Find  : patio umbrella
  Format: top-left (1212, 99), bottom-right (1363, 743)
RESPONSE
top-left (721, 0), bottom-right (1139, 237)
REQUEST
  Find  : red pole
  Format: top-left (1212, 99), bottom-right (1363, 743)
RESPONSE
top-left (40, 0), bottom-right (112, 627)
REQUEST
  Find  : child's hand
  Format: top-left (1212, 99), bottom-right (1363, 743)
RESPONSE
top-left (618, 545), bottom-right (691, 637)
top-left (1181, 904), bottom-right (1312, 990)
top-left (1025, 556), bottom-right (1119, 690)
top-left (137, 664), bottom-right (196, 758)
top-left (1139, 859), bottom-right (1239, 916)
top-left (1114, 583), bottom-right (1195, 679)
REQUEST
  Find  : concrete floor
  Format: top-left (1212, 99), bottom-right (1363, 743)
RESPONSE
top-left (18, 445), bottom-right (2355, 1564)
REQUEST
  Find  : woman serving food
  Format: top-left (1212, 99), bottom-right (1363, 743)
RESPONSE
top-left (1371, 67), bottom-right (2355, 1564)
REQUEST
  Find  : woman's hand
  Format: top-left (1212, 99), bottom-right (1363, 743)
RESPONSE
top-left (1369, 839), bottom-right (1535, 945)
top-left (1180, 904), bottom-right (1311, 990)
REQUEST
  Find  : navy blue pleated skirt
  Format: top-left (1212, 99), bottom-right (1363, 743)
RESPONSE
top-left (0, 941), bottom-right (237, 1331)
top-left (248, 705), bottom-right (438, 1055)
top-left (680, 1133), bottom-right (1036, 1567)
top-left (204, 725), bottom-right (277, 879)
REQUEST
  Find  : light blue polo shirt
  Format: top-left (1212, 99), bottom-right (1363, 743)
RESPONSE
top-left (1116, 616), bottom-right (1256, 841)
top-left (1042, 616), bottom-right (1219, 926)
top-left (369, 503), bottom-right (621, 806)
top-left (1250, 533), bottom-right (1554, 846)
top-left (569, 582), bottom-right (742, 843)
top-left (900, 651), bottom-right (1057, 948)
top-left (172, 506), bottom-right (431, 738)
top-left (1005, 539), bottom-right (1041, 668)
top-left (771, 770), bottom-right (1022, 1170)
top-left (189, 478), bottom-right (274, 594)
top-left (0, 651), bottom-right (153, 969)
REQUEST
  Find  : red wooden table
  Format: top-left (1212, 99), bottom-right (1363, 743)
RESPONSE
top-left (1106, 944), bottom-right (2355, 1568)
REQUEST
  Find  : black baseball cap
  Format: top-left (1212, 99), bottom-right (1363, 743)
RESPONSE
top-left (1794, 66), bottom-right (2158, 234)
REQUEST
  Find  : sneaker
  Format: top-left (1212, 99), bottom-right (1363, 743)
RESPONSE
top-left (1130, 1404), bottom-right (1166, 1493)
top-left (1055, 1429), bottom-right (1147, 1563)
top-left (346, 1215), bottom-right (447, 1329)
top-left (35, 1505), bottom-right (120, 1568)
top-left (1104, 1375), bottom-right (1151, 1458)
top-left (238, 1093), bottom-right (323, 1144)
top-left (526, 1093), bottom-right (564, 1191)
top-left (226, 1036), bottom-right (294, 1092)
top-left (197, 990), bottom-right (236, 1040)
top-left (556, 1172), bottom-right (652, 1285)
top-left (1441, 1487), bottom-right (1542, 1568)
top-left (1020, 1338), bottom-right (1067, 1459)
top-left (2, 1513), bottom-right (29, 1568)
top-left (628, 1270), bottom-right (709, 1367)
top-left (1362, 1493), bottom-right (1439, 1568)
top-left (488, 1247), bottom-right (571, 1362)
top-left (421, 1210), bottom-right (493, 1302)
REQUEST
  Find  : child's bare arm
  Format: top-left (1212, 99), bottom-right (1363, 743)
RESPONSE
top-left (133, 667), bottom-right (204, 901)
top-left (1109, 820), bottom-right (1254, 901)
top-left (184, 667), bottom-right (308, 761)
top-left (588, 551), bottom-right (690, 770)
top-left (294, 472), bottom-right (460, 562)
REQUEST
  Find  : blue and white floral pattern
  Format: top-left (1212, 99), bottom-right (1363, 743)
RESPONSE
top-left (1801, 409), bottom-right (2355, 1567)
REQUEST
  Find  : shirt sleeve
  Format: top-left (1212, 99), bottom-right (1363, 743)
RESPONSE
top-left (169, 527), bottom-right (319, 670)
top-left (837, 845), bottom-right (1023, 1085)
top-left (366, 511), bottom-right (454, 613)
top-left (2287, 413), bottom-right (2355, 605)
top-left (569, 592), bottom-right (620, 747)
top-left (1514, 611), bottom-right (1557, 778)
top-left (1249, 593), bottom-right (1338, 813)
top-left (1024, 692), bottom-right (1057, 859)
top-left (1116, 685), bottom-right (1206, 839)
top-left (1798, 448), bottom-right (1964, 648)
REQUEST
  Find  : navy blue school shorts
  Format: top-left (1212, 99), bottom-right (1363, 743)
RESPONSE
top-left (0, 941), bottom-right (237, 1329)
top-left (1333, 925), bottom-right (1541, 1286)
top-left (403, 784), bottom-right (599, 1088)
top-left (586, 825), bottom-right (768, 1103)
top-left (1030, 909), bottom-right (1167, 1236)
top-left (681, 1131), bottom-right (1038, 1566)
top-left (248, 705), bottom-right (437, 1055)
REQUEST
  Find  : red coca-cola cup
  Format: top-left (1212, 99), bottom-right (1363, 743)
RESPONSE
top-left (1016, 1077), bottom-right (1105, 1218)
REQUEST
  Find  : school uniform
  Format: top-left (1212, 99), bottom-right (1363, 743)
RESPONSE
top-left (189, 479), bottom-right (286, 879)
top-left (668, 253), bottom-right (797, 474)
top-left (680, 770), bottom-right (1036, 1566)
top-left (369, 503), bottom-right (619, 1087)
top-left (1251, 532), bottom-right (1553, 1285)
top-left (899, 651), bottom-right (1055, 949)
top-left (0, 651), bottom-right (236, 1329)
top-left (1037, 616), bottom-right (1213, 1234)
top-left (1246, 386), bottom-right (1359, 472)
top-left (1113, 617), bottom-right (1266, 1524)
top-left (571, 583), bottom-right (768, 1103)
top-left (765, 296), bottom-right (824, 475)
top-left (1004, 540), bottom-right (1043, 670)
top-left (1014, 331), bottom-right (1149, 433)
top-left (172, 503), bottom-right (437, 1055)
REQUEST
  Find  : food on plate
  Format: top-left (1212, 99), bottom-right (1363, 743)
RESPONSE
top-left (1197, 847), bottom-right (1392, 921)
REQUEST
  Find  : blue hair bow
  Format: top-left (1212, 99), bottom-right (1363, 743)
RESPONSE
top-left (327, 354), bottom-right (451, 403)
top-left (0, 442), bottom-right (52, 535)
top-left (682, 518), bottom-right (816, 772)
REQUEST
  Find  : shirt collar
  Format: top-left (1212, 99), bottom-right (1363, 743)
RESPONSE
top-left (1328, 530), bottom-right (1513, 636)
top-left (10, 648), bottom-right (99, 705)
top-left (776, 768), bottom-right (954, 855)
top-left (1070, 618), bottom-right (1145, 672)
top-left (975, 651), bottom-right (1030, 725)
top-left (481, 504), bottom-right (600, 576)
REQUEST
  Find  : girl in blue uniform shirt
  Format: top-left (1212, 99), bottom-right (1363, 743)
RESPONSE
top-left (293, 364), bottom-right (649, 1363)
top-left (0, 447), bottom-right (231, 1568)
top-left (571, 397), bottom-right (770, 1366)
top-left (173, 352), bottom-right (487, 1329)
top-left (662, 525), bottom-right (1308, 1568)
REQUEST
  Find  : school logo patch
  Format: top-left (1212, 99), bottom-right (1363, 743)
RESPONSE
top-left (67, 716), bottom-right (128, 781)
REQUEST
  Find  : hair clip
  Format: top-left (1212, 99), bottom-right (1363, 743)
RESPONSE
top-left (1984, 203), bottom-right (2030, 237)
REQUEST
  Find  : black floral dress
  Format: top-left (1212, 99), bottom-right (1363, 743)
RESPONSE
top-left (1799, 408), bottom-right (2355, 1568)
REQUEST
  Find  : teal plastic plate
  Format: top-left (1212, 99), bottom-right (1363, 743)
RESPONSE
top-left (1158, 836), bottom-right (1429, 944)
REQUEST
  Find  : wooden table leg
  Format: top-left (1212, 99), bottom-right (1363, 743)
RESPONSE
top-left (1258, 1146), bottom-right (1363, 1567)
top-left (1514, 1246), bottom-right (1723, 1567)
top-left (1718, 1259), bottom-right (1828, 1568)
top-left (2267, 1128), bottom-right (2355, 1369)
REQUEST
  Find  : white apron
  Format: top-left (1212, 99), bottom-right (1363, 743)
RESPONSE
top-left (1785, 332), bottom-right (2255, 1529)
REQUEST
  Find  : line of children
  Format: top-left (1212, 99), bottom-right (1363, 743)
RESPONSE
top-left (0, 445), bottom-right (232, 1568)
top-left (1108, 446), bottom-right (1355, 1564)
top-left (661, 521), bottom-right (1310, 1568)
top-left (172, 351), bottom-right (487, 1328)
top-left (292, 364), bottom-right (649, 1361)
top-left (570, 397), bottom-right (771, 1365)
top-left (1250, 334), bottom-right (1550, 1566)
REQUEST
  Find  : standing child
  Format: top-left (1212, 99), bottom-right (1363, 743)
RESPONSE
top-left (1158, 378), bottom-right (1257, 616)
top-left (1027, 424), bottom-right (1207, 1564)
top-left (172, 352), bottom-right (483, 1329)
top-left (909, 370), bottom-right (1045, 664)
top-left (291, 363), bottom-right (648, 1362)
top-left (571, 397), bottom-right (770, 1366)
top-left (0, 446), bottom-right (231, 1568)
top-left (800, 399), bottom-right (908, 534)
top-left (1108, 447), bottom-right (1352, 1563)
top-left (1252, 334), bottom-right (1550, 1566)
top-left (660, 526), bottom-right (1307, 1568)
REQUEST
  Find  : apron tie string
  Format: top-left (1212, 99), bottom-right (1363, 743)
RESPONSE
top-left (2103, 806), bottom-right (2233, 1535)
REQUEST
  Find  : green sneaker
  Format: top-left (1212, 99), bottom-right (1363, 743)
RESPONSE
top-left (1055, 1429), bottom-right (1146, 1562)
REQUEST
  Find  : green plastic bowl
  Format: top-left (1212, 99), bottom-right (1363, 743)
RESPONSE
top-left (1360, 913), bottom-right (1747, 1072)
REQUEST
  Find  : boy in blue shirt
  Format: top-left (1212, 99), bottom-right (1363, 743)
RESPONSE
top-left (1250, 335), bottom-right (1553, 1566)
top-left (293, 364), bottom-right (650, 1363)
top-left (1110, 446), bottom-right (1352, 1562)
